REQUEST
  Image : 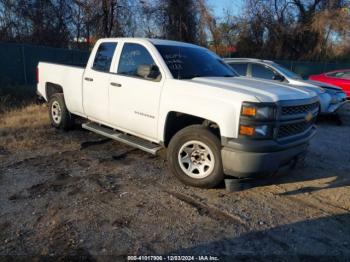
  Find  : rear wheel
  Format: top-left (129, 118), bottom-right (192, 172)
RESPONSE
top-left (167, 125), bottom-right (224, 188)
top-left (48, 93), bottom-right (74, 130)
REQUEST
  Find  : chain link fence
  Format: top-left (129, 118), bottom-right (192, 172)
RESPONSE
top-left (0, 43), bottom-right (89, 88)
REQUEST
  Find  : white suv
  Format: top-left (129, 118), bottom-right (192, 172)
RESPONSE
top-left (225, 58), bottom-right (347, 115)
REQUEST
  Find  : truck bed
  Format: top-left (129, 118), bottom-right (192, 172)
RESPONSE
top-left (37, 62), bottom-right (86, 116)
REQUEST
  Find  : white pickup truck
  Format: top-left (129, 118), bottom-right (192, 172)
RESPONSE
top-left (37, 38), bottom-right (319, 188)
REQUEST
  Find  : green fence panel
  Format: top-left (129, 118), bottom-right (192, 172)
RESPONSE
top-left (0, 43), bottom-right (89, 88)
top-left (275, 60), bottom-right (350, 78)
top-left (23, 44), bottom-right (89, 86)
top-left (0, 43), bottom-right (26, 86)
top-left (2, 43), bottom-right (350, 87)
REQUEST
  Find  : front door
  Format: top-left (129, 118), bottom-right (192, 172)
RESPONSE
top-left (108, 42), bottom-right (164, 140)
top-left (83, 42), bottom-right (117, 123)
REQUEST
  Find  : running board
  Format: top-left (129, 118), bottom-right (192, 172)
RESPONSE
top-left (82, 122), bottom-right (162, 155)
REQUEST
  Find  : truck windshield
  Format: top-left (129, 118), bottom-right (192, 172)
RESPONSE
top-left (155, 45), bottom-right (237, 79)
top-left (271, 63), bottom-right (302, 80)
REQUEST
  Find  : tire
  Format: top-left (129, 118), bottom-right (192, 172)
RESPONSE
top-left (167, 125), bottom-right (224, 188)
top-left (48, 93), bottom-right (74, 130)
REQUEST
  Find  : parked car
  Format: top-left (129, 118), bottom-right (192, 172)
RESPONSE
top-left (37, 38), bottom-right (319, 188)
top-left (309, 70), bottom-right (350, 98)
top-left (225, 58), bottom-right (347, 115)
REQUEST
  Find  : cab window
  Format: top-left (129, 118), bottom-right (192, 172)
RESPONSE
top-left (118, 43), bottom-right (160, 81)
top-left (92, 42), bottom-right (117, 72)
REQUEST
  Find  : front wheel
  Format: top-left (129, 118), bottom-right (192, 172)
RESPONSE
top-left (167, 125), bottom-right (224, 188)
top-left (48, 93), bottom-right (74, 130)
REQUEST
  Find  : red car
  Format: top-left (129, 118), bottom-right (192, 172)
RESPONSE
top-left (309, 69), bottom-right (350, 98)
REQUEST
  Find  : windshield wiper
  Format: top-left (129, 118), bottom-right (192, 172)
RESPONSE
top-left (183, 74), bottom-right (234, 79)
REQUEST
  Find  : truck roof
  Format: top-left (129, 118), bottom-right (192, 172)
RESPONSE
top-left (98, 37), bottom-right (199, 48)
top-left (224, 58), bottom-right (274, 63)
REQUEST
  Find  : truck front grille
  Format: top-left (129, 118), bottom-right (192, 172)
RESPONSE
top-left (281, 102), bottom-right (319, 116)
top-left (277, 120), bottom-right (313, 139)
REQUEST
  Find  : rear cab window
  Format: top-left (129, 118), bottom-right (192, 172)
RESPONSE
top-left (92, 42), bottom-right (117, 72)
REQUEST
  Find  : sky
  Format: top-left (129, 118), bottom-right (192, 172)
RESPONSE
top-left (207, 0), bottom-right (245, 18)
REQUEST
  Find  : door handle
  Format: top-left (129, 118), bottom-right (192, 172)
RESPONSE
top-left (110, 82), bottom-right (122, 87)
top-left (84, 77), bottom-right (93, 82)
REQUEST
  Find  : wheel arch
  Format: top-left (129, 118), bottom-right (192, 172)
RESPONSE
top-left (163, 111), bottom-right (221, 147)
top-left (45, 82), bottom-right (64, 100)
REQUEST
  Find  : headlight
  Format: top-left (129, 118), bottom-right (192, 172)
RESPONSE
top-left (239, 124), bottom-right (273, 138)
top-left (241, 102), bottom-right (276, 120)
top-left (239, 102), bottom-right (276, 139)
top-left (330, 97), bottom-right (338, 104)
top-left (328, 92), bottom-right (346, 103)
top-left (255, 125), bottom-right (269, 136)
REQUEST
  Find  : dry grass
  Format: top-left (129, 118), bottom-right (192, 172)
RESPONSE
top-left (0, 103), bottom-right (49, 151)
top-left (0, 103), bottom-right (83, 158)
top-left (1, 103), bottom-right (47, 128)
top-left (0, 85), bottom-right (36, 113)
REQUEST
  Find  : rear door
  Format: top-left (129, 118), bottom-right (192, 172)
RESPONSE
top-left (108, 42), bottom-right (164, 140)
top-left (83, 42), bottom-right (117, 123)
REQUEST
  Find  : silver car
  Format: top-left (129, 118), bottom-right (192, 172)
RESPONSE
top-left (224, 58), bottom-right (347, 114)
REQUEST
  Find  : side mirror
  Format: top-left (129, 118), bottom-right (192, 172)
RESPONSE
top-left (273, 74), bottom-right (285, 81)
top-left (137, 64), bottom-right (161, 80)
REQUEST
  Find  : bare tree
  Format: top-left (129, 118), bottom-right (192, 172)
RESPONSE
top-left (0, 0), bottom-right (349, 61)
top-left (138, 0), bottom-right (164, 38)
top-left (237, 0), bottom-right (350, 60)
top-left (162, 0), bottom-right (200, 43)
top-left (197, 0), bottom-right (220, 49)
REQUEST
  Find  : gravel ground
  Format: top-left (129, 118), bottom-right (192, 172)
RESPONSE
top-left (0, 103), bottom-right (350, 261)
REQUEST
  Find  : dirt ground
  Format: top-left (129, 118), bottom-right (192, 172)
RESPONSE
top-left (0, 103), bottom-right (350, 261)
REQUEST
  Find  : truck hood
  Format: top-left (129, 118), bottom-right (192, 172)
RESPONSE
top-left (295, 79), bottom-right (343, 92)
top-left (190, 76), bottom-right (316, 102)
